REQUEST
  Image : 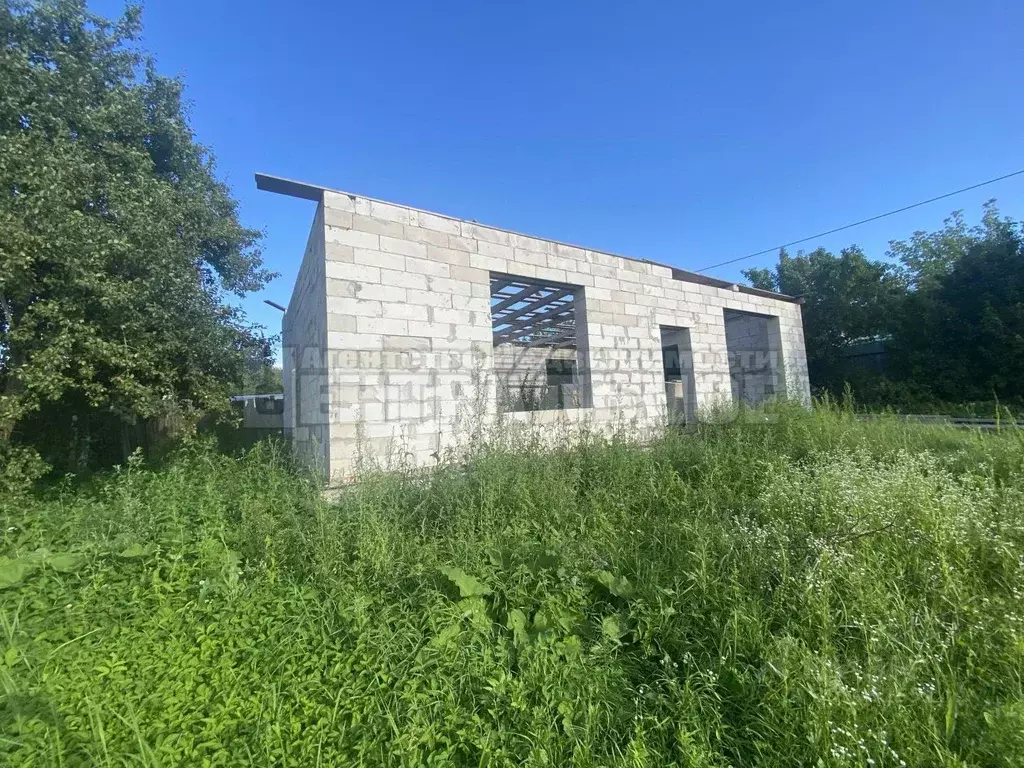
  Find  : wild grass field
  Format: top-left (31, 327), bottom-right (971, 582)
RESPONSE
top-left (1, 405), bottom-right (1023, 767)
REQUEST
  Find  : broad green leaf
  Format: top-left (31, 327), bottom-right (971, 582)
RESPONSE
top-left (431, 623), bottom-right (461, 648)
top-left (507, 609), bottom-right (528, 631)
top-left (601, 615), bottom-right (627, 641)
top-left (531, 609), bottom-right (552, 634)
top-left (0, 558), bottom-right (36, 590)
top-left (553, 608), bottom-right (585, 633)
top-left (47, 553), bottom-right (83, 573)
top-left (507, 608), bottom-right (528, 646)
top-left (594, 570), bottom-right (634, 598)
top-left (945, 685), bottom-right (957, 743)
top-left (486, 548), bottom-right (512, 570)
top-left (558, 635), bottom-right (583, 658)
top-left (439, 566), bottom-right (492, 598)
top-left (118, 543), bottom-right (150, 559)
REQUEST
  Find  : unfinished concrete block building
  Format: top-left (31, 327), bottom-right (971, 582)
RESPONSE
top-left (258, 174), bottom-right (810, 482)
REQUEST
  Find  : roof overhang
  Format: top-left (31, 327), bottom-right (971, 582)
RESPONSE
top-left (255, 173), bottom-right (325, 202)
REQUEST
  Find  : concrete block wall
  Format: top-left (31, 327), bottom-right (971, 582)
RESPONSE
top-left (318, 191), bottom-right (495, 477)
top-left (281, 203), bottom-right (329, 472)
top-left (290, 189), bottom-right (810, 482)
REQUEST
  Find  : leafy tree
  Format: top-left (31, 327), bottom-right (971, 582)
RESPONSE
top-left (240, 358), bottom-right (283, 396)
top-left (0, 1), bottom-right (274, 467)
top-left (888, 201), bottom-right (1015, 290)
top-left (889, 211), bottom-right (1024, 403)
top-left (746, 203), bottom-right (1024, 412)
top-left (744, 246), bottom-right (904, 391)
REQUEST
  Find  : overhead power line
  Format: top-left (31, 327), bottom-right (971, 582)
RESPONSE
top-left (698, 168), bottom-right (1024, 272)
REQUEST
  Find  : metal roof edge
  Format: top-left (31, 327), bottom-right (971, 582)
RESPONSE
top-left (255, 173), bottom-right (323, 201)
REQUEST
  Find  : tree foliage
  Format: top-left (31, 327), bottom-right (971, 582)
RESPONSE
top-left (0, 0), bottom-right (274, 467)
top-left (745, 246), bottom-right (905, 387)
top-left (888, 206), bottom-right (1024, 403)
top-left (745, 202), bottom-right (1024, 411)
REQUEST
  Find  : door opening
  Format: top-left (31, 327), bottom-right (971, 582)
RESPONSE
top-left (659, 326), bottom-right (696, 424)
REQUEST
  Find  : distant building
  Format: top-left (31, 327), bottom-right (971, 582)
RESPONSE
top-left (841, 338), bottom-right (888, 373)
top-left (228, 393), bottom-right (284, 431)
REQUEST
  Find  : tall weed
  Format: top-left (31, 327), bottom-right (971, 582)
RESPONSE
top-left (2, 406), bottom-right (1023, 765)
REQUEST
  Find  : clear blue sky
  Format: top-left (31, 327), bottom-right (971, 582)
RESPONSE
top-left (95, 0), bottom-right (1024, 347)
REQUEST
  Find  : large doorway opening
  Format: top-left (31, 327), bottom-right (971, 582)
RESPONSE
top-left (659, 326), bottom-right (695, 424)
top-left (723, 309), bottom-right (784, 406)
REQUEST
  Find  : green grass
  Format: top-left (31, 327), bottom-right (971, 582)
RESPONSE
top-left (2, 404), bottom-right (1024, 766)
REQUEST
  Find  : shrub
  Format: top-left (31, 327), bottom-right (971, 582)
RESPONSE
top-left (0, 443), bottom-right (49, 503)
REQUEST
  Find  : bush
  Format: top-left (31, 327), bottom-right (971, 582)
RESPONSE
top-left (0, 442), bottom-right (49, 503)
top-left (2, 406), bottom-right (1023, 766)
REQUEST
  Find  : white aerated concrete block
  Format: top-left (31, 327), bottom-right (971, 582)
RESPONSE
top-left (284, 189), bottom-right (810, 483)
